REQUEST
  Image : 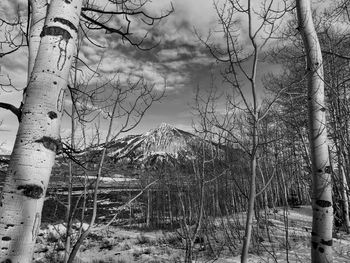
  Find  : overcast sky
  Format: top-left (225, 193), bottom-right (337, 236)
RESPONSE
top-left (0, 0), bottom-right (297, 153)
top-left (0, 0), bottom-right (219, 153)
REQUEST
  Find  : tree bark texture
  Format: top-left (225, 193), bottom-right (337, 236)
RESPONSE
top-left (241, 145), bottom-right (257, 263)
top-left (28, 0), bottom-right (48, 81)
top-left (340, 165), bottom-right (350, 232)
top-left (296, 0), bottom-right (333, 262)
top-left (0, 0), bottom-right (82, 261)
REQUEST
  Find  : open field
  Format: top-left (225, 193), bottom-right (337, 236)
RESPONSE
top-left (34, 206), bottom-right (350, 263)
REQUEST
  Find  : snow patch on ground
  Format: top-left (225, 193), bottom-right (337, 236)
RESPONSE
top-left (76, 175), bottom-right (137, 183)
top-left (33, 206), bottom-right (350, 263)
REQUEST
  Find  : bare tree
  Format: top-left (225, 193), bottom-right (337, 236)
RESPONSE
top-left (196, 1), bottom-right (289, 262)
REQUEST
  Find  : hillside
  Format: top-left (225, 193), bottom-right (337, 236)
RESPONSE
top-left (71, 122), bottom-right (225, 176)
top-left (106, 123), bottom-right (198, 164)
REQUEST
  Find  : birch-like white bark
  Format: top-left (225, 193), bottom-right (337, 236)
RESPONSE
top-left (27, 0), bottom-right (48, 81)
top-left (0, 0), bottom-right (82, 261)
top-left (296, 0), bottom-right (333, 262)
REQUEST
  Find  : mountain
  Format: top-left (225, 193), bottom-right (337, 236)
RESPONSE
top-left (104, 123), bottom-right (200, 167)
top-left (0, 123), bottom-right (226, 181)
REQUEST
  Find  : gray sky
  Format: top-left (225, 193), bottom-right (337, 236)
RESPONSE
top-left (0, 0), bottom-right (222, 153)
top-left (0, 0), bottom-right (291, 153)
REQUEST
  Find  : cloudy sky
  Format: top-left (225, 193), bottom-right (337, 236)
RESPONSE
top-left (0, 0), bottom-right (292, 153)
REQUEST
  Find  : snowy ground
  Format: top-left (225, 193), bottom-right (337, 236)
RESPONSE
top-left (33, 206), bottom-right (350, 263)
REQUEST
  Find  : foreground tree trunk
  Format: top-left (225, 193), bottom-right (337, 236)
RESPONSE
top-left (27, 0), bottom-right (48, 81)
top-left (296, 0), bottom-right (333, 262)
top-left (0, 0), bottom-right (82, 261)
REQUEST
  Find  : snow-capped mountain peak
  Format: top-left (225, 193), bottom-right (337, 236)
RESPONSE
top-left (106, 123), bottom-right (196, 166)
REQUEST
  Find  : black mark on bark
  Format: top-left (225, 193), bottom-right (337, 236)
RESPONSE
top-left (40, 26), bottom-right (71, 41)
top-left (48, 111), bottom-right (57, 119)
top-left (35, 136), bottom-right (60, 152)
top-left (319, 247), bottom-right (325, 253)
top-left (1, 237), bottom-right (11, 241)
top-left (317, 169), bottom-right (323, 173)
top-left (46, 23), bottom-right (73, 70)
top-left (1, 259), bottom-right (12, 263)
top-left (4, 224), bottom-right (14, 229)
top-left (17, 184), bottom-right (44, 199)
top-left (64, 0), bottom-right (72, 3)
top-left (320, 239), bottom-right (333, 246)
top-left (311, 241), bottom-right (318, 249)
top-left (53, 17), bottom-right (77, 33)
top-left (1, 247), bottom-right (8, 250)
top-left (325, 166), bottom-right (331, 174)
top-left (316, 200), bottom-right (332, 207)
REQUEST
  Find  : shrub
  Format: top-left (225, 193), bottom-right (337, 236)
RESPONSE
top-left (160, 233), bottom-right (182, 248)
top-left (143, 247), bottom-right (152, 255)
top-left (121, 242), bottom-right (131, 251)
top-left (43, 251), bottom-right (63, 263)
top-left (46, 231), bottom-right (59, 243)
top-left (136, 233), bottom-right (151, 245)
top-left (132, 249), bottom-right (143, 259)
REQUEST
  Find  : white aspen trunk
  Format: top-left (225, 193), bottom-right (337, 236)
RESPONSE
top-left (241, 144), bottom-right (257, 263)
top-left (241, 1), bottom-right (259, 259)
top-left (147, 189), bottom-right (151, 227)
top-left (129, 191), bottom-right (132, 226)
top-left (280, 169), bottom-right (290, 261)
top-left (0, 0), bottom-right (82, 262)
top-left (23, 0), bottom-right (47, 107)
top-left (168, 188), bottom-right (173, 227)
top-left (340, 165), bottom-right (350, 232)
top-left (296, 0), bottom-right (333, 262)
top-left (259, 165), bottom-right (269, 211)
top-left (28, 0), bottom-right (48, 81)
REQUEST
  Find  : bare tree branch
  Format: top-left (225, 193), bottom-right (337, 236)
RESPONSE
top-left (0, 102), bottom-right (21, 120)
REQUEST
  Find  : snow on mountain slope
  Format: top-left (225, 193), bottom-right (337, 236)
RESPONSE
top-left (105, 123), bottom-right (201, 166)
top-left (0, 123), bottom-right (219, 175)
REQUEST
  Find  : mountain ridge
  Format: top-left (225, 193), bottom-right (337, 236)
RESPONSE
top-left (0, 123), bottom-right (222, 173)
top-left (101, 123), bottom-right (205, 169)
